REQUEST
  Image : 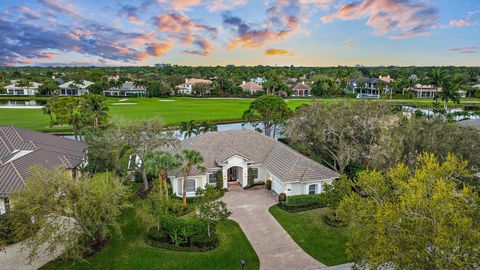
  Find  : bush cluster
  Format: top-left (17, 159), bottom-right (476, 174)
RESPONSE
top-left (278, 193), bottom-right (329, 212)
top-left (147, 216), bottom-right (218, 251)
top-left (322, 210), bottom-right (348, 227)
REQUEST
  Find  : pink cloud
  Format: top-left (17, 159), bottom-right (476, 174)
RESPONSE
top-left (39, 0), bottom-right (83, 19)
top-left (449, 19), bottom-right (473, 27)
top-left (321, 0), bottom-right (437, 39)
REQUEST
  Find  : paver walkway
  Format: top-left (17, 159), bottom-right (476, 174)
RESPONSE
top-left (0, 241), bottom-right (62, 270)
top-left (222, 184), bottom-right (325, 270)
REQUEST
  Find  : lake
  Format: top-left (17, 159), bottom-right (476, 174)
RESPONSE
top-left (0, 100), bottom-right (46, 107)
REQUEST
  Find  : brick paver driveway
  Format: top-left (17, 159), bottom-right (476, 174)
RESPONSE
top-left (222, 185), bottom-right (325, 270)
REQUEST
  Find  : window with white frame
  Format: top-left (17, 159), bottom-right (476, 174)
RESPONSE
top-left (252, 168), bottom-right (258, 179)
top-left (186, 179), bottom-right (196, 193)
top-left (208, 172), bottom-right (217, 184)
top-left (308, 184), bottom-right (317, 194)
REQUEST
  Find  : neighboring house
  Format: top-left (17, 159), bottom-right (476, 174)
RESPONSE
top-left (410, 84), bottom-right (438, 98)
top-left (348, 77), bottom-right (390, 96)
top-left (104, 81), bottom-right (146, 96)
top-left (0, 126), bottom-right (86, 215)
top-left (239, 81), bottom-right (263, 94)
top-left (167, 130), bottom-right (339, 197)
top-left (378, 75), bottom-right (393, 84)
top-left (59, 80), bottom-right (94, 96)
top-left (409, 84), bottom-right (467, 98)
top-left (3, 82), bottom-right (42, 96)
top-left (291, 81), bottom-right (311, 97)
top-left (176, 78), bottom-right (213, 95)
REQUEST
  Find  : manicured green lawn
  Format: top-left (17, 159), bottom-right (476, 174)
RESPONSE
top-left (0, 97), bottom-right (310, 132)
top-left (42, 188), bottom-right (259, 270)
top-left (269, 205), bottom-right (349, 266)
top-left (1, 96), bottom-right (479, 132)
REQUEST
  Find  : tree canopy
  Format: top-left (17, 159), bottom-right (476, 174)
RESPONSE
top-left (338, 153), bottom-right (480, 269)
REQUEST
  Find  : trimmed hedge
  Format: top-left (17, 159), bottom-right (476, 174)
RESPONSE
top-left (243, 181), bottom-right (265, 190)
top-left (278, 193), bottom-right (328, 212)
top-left (323, 210), bottom-right (348, 227)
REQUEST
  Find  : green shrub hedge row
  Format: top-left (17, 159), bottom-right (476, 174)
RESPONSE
top-left (277, 193), bottom-right (329, 212)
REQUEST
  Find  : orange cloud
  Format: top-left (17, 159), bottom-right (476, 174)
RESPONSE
top-left (321, 0), bottom-right (437, 39)
top-left (449, 19), bottom-right (473, 27)
top-left (147, 42), bottom-right (174, 57)
top-left (264, 48), bottom-right (295, 56)
top-left (345, 42), bottom-right (356, 48)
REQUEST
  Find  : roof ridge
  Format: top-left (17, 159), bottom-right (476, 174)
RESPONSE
top-left (9, 162), bottom-right (24, 184)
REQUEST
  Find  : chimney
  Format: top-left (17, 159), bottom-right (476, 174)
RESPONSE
top-left (185, 78), bottom-right (188, 83)
top-left (242, 81), bottom-right (245, 85)
top-left (302, 81), bottom-right (305, 85)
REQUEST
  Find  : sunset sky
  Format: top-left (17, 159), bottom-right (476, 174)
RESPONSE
top-left (1, 0), bottom-right (479, 67)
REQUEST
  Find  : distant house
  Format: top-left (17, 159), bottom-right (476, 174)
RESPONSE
top-left (410, 84), bottom-right (438, 98)
top-left (166, 130), bottom-right (339, 197)
top-left (409, 84), bottom-right (467, 98)
top-left (239, 81), bottom-right (263, 94)
top-left (59, 80), bottom-right (94, 96)
top-left (291, 81), bottom-right (311, 97)
top-left (348, 77), bottom-right (390, 96)
top-left (3, 81), bottom-right (42, 96)
top-left (378, 75), bottom-right (393, 84)
top-left (104, 81), bottom-right (146, 96)
top-left (0, 126), bottom-right (86, 215)
top-left (176, 78), bottom-right (213, 95)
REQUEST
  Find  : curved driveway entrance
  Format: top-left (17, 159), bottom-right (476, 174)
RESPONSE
top-left (222, 185), bottom-right (325, 270)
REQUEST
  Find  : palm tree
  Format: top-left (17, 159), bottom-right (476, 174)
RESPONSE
top-left (134, 79), bottom-right (147, 97)
top-left (176, 149), bottom-right (206, 206)
top-left (404, 76), bottom-right (416, 95)
top-left (198, 121), bottom-right (218, 134)
top-left (145, 152), bottom-right (178, 201)
top-left (431, 69), bottom-right (446, 94)
top-left (179, 120), bottom-right (199, 139)
top-left (42, 98), bottom-right (55, 121)
top-left (435, 76), bottom-right (461, 112)
top-left (83, 95), bottom-right (109, 128)
top-left (16, 79), bottom-right (32, 88)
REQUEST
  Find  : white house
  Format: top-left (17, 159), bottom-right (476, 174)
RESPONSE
top-left (348, 77), bottom-right (391, 96)
top-left (104, 81), bottom-right (146, 96)
top-left (3, 81), bottom-right (42, 95)
top-left (176, 78), bottom-right (213, 95)
top-left (59, 80), bottom-right (94, 96)
top-left (167, 130), bottom-right (339, 197)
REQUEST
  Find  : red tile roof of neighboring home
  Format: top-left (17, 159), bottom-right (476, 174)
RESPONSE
top-left (239, 82), bottom-right (263, 91)
top-left (292, 82), bottom-right (311, 90)
top-left (0, 126), bottom-right (86, 197)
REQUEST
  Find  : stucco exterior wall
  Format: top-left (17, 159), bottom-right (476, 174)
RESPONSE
top-left (171, 175), bottom-right (207, 197)
top-left (0, 198), bottom-right (6, 215)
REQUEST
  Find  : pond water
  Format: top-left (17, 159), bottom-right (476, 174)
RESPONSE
top-left (0, 100), bottom-right (46, 107)
top-left (402, 106), bottom-right (480, 121)
top-left (63, 122), bottom-right (283, 141)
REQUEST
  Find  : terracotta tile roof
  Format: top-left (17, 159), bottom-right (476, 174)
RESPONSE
top-left (0, 126), bottom-right (86, 197)
top-left (239, 82), bottom-right (263, 91)
top-left (292, 82), bottom-right (311, 90)
top-left (170, 130), bottom-right (339, 182)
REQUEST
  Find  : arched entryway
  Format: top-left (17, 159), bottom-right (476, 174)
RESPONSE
top-left (227, 166), bottom-right (243, 186)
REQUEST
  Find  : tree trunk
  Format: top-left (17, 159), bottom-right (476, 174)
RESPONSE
top-left (207, 224), bottom-right (211, 238)
top-left (141, 167), bottom-right (149, 191)
top-left (94, 116), bottom-right (98, 128)
top-left (264, 123), bottom-right (272, 137)
top-left (444, 100), bottom-right (448, 112)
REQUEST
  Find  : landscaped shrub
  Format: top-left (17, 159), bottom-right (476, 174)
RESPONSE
top-left (215, 171), bottom-right (223, 190)
top-left (278, 193), bottom-right (287, 204)
top-left (247, 168), bottom-right (254, 187)
top-left (146, 216), bottom-right (219, 251)
top-left (285, 194), bottom-right (326, 207)
top-left (278, 193), bottom-right (329, 212)
top-left (266, 179), bottom-right (272, 190)
top-left (323, 210), bottom-right (348, 227)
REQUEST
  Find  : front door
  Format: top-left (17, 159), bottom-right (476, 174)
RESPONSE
top-left (227, 167), bottom-right (238, 181)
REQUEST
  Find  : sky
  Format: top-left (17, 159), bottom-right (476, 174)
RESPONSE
top-left (1, 0), bottom-right (479, 67)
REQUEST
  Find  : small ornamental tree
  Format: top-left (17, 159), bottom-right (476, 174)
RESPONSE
top-left (195, 188), bottom-right (231, 238)
top-left (9, 168), bottom-right (128, 262)
top-left (215, 170), bottom-right (224, 189)
top-left (247, 168), bottom-right (255, 187)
